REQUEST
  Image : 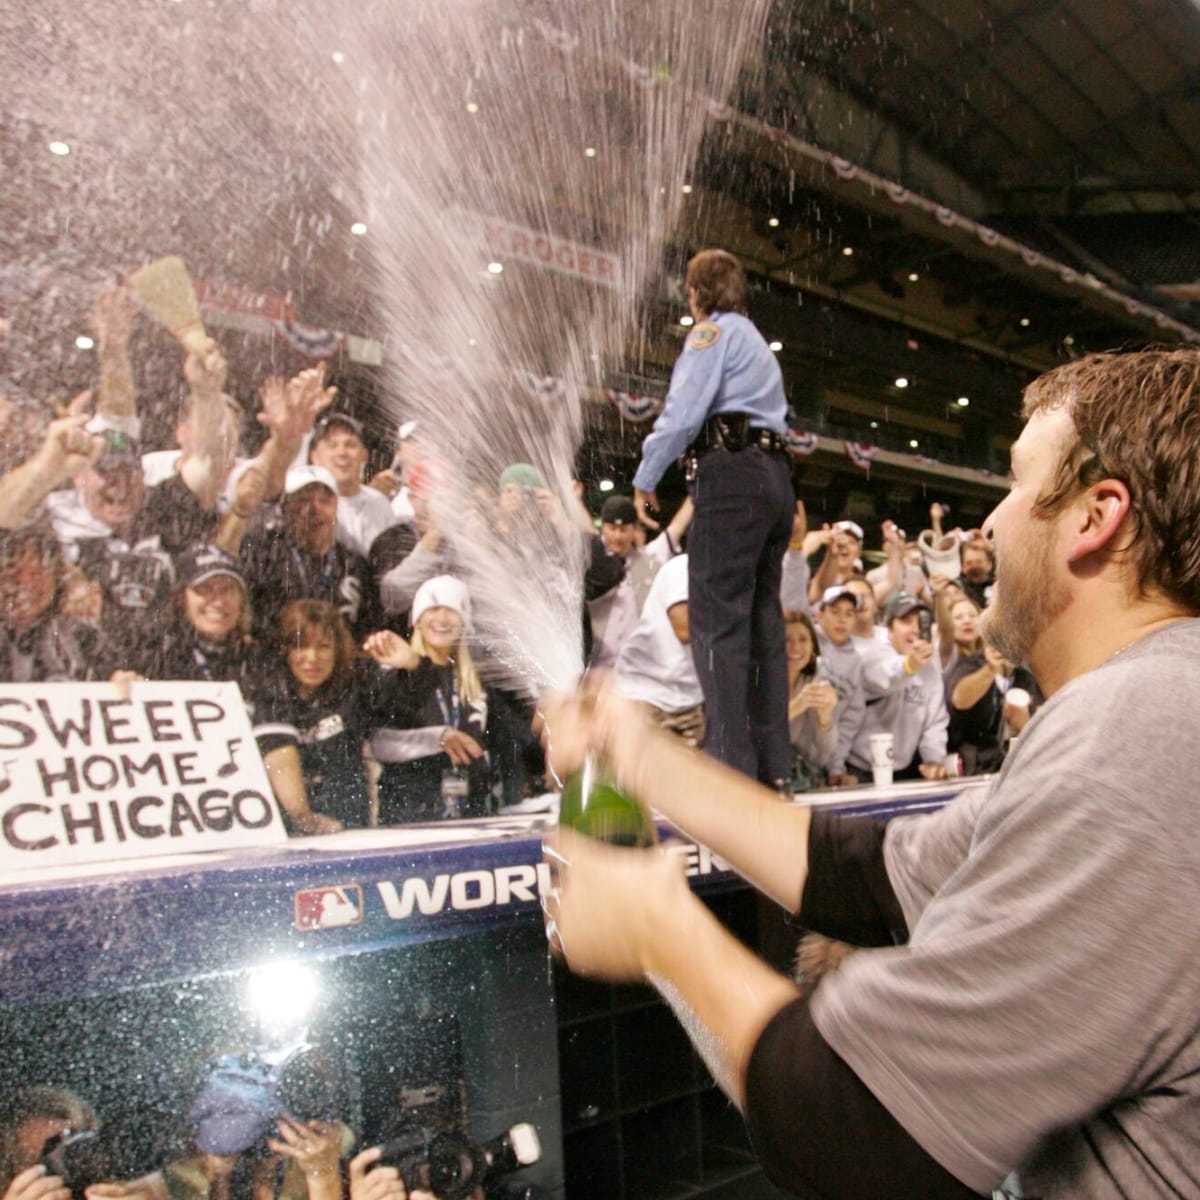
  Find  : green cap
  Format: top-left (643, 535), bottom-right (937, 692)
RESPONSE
top-left (499, 463), bottom-right (545, 490)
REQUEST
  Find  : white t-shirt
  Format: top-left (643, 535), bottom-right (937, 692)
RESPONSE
top-left (140, 450), bottom-right (254, 514)
top-left (616, 555), bottom-right (702, 714)
top-left (336, 486), bottom-right (396, 559)
top-left (587, 531), bottom-right (677, 670)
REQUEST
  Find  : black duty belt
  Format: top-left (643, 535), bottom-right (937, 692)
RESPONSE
top-left (694, 413), bottom-right (787, 455)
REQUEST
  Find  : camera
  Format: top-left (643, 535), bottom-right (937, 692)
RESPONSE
top-left (42, 1125), bottom-right (157, 1200)
top-left (377, 1123), bottom-right (541, 1200)
top-left (917, 609), bottom-right (933, 642)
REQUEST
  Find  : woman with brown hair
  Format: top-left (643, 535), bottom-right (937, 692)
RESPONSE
top-left (784, 609), bottom-right (839, 792)
top-left (269, 600), bottom-right (381, 830)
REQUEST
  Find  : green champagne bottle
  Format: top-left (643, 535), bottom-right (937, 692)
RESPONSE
top-left (557, 755), bottom-right (657, 847)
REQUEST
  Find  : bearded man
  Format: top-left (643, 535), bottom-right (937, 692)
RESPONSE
top-left (541, 349), bottom-right (1200, 1199)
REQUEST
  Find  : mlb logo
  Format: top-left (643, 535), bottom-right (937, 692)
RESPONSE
top-left (294, 884), bottom-right (364, 931)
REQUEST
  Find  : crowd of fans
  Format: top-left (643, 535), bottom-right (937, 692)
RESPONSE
top-left (0, 284), bottom-right (1035, 834)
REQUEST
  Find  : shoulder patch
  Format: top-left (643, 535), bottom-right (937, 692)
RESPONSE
top-left (686, 322), bottom-right (722, 350)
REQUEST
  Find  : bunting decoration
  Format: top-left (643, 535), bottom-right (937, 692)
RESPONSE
top-left (517, 372), bottom-right (567, 404)
top-left (786, 428), bottom-right (818, 457)
top-left (605, 388), bottom-right (663, 423)
top-left (844, 441), bottom-right (878, 473)
top-left (274, 318), bottom-right (345, 360)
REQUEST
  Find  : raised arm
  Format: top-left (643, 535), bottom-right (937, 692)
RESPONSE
top-left (255, 367), bottom-right (336, 499)
top-left (179, 338), bottom-right (240, 510)
top-left (665, 494), bottom-right (695, 549)
top-left (871, 520), bottom-right (906, 607)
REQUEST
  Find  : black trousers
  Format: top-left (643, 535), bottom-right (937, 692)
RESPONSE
top-left (688, 445), bottom-right (794, 783)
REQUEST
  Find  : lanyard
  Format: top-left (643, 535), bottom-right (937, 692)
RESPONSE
top-left (434, 672), bottom-right (461, 728)
top-left (288, 543), bottom-right (339, 598)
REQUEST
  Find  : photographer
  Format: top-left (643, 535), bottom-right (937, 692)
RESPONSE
top-left (348, 1148), bottom-right (476, 1200)
top-left (346, 1120), bottom-right (539, 1200)
top-left (160, 1052), bottom-right (354, 1200)
top-left (0, 1088), bottom-right (96, 1200)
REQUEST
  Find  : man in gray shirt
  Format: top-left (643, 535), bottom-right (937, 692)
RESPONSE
top-left (540, 348), bottom-right (1200, 1197)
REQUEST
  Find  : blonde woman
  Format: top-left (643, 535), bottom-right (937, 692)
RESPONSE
top-left (364, 575), bottom-right (490, 823)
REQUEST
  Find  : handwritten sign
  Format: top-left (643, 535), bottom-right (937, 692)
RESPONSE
top-left (0, 683), bottom-right (287, 870)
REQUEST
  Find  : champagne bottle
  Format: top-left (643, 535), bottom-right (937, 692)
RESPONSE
top-left (557, 754), bottom-right (656, 847)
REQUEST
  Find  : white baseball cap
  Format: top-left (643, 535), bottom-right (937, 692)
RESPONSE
top-left (819, 585), bottom-right (862, 610)
top-left (412, 574), bottom-right (471, 629)
top-left (284, 464), bottom-right (338, 496)
top-left (833, 520), bottom-right (864, 541)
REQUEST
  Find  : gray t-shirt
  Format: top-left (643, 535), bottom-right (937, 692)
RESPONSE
top-left (812, 619), bottom-right (1200, 1197)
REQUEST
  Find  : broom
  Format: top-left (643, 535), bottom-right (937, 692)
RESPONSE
top-left (128, 255), bottom-right (208, 354)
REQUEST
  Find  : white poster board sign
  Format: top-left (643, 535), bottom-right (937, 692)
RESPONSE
top-left (0, 682), bottom-right (287, 870)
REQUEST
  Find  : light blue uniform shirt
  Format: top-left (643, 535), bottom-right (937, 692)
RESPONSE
top-left (632, 310), bottom-right (788, 492)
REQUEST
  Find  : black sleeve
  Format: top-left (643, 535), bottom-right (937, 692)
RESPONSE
top-left (583, 533), bottom-right (623, 601)
top-left (799, 811), bottom-right (908, 946)
top-left (745, 995), bottom-right (985, 1200)
top-left (136, 475), bottom-right (221, 556)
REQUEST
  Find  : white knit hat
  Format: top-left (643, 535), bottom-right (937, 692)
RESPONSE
top-left (412, 574), bottom-right (471, 629)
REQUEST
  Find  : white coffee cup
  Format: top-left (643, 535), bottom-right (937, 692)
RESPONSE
top-left (1005, 687), bottom-right (1031, 711)
top-left (868, 731), bottom-right (895, 787)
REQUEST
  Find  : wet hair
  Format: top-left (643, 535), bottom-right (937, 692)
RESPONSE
top-left (686, 249), bottom-right (747, 317)
top-left (277, 600), bottom-right (358, 698)
top-left (1021, 349), bottom-right (1200, 613)
top-left (783, 608), bottom-right (821, 680)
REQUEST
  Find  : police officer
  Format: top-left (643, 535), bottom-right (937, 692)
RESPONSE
top-left (633, 248), bottom-right (793, 785)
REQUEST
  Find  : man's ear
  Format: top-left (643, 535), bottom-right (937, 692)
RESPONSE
top-left (1066, 479), bottom-right (1130, 564)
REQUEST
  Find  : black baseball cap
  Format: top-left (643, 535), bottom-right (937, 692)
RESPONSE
top-left (884, 592), bottom-right (932, 624)
top-left (176, 544), bottom-right (246, 591)
top-left (600, 495), bottom-right (638, 526)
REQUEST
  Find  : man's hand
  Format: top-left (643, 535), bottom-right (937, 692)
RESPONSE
top-left (35, 393), bottom-right (104, 482)
top-left (918, 762), bottom-right (950, 781)
top-left (827, 772), bottom-right (859, 788)
top-left (537, 679), bottom-right (654, 783)
top-left (440, 728), bottom-right (484, 767)
top-left (881, 519), bottom-right (906, 554)
top-left (984, 645), bottom-right (1012, 676)
top-left (4, 1166), bottom-right (69, 1200)
top-left (183, 338), bottom-right (228, 400)
top-left (634, 487), bottom-right (661, 531)
top-left (905, 639), bottom-right (935, 674)
top-left (257, 367), bottom-right (335, 444)
top-left (367, 468), bottom-right (399, 498)
top-left (542, 827), bottom-right (691, 982)
top-left (268, 1116), bottom-right (342, 1179)
top-left (801, 524), bottom-right (833, 557)
top-left (348, 1149), bottom-right (407, 1200)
